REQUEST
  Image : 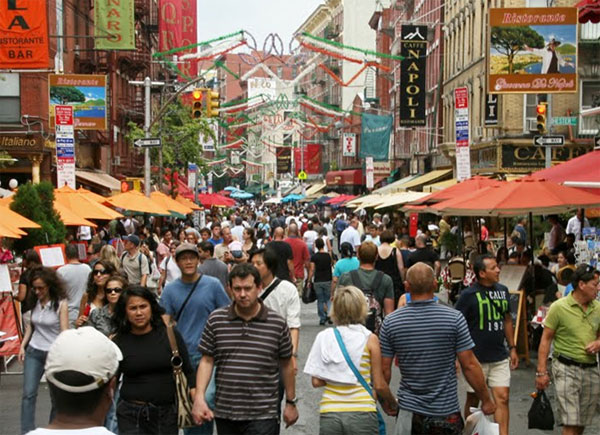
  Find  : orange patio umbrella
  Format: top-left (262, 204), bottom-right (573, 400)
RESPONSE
top-left (150, 192), bottom-right (193, 215)
top-left (408, 176), bottom-right (505, 206)
top-left (77, 187), bottom-right (108, 203)
top-left (0, 221), bottom-right (25, 238)
top-left (53, 201), bottom-right (97, 227)
top-left (435, 178), bottom-right (600, 217)
top-left (104, 190), bottom-right (171, 215)
top-left (55, 186), bottom-right (123, 220)
top-left (175, 195), bottom-right (202, 211)
top-left (0, 204), bottom-right (41, 229)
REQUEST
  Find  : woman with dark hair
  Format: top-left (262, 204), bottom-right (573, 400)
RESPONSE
top-left (16, 249), bottom-right (42, 314)
top-left (332, 242), bottom-right (360, 292)
top-left (75, 260), bottom-right (116, 327)
top-left (308, 238), bottom-right (333, 325)
top-left (19, 266), bottom-right (69, 434)
top-left (375, 230), bottom-right (405, 305)
top-left (242, 227), bottom-right (257, 255)
top-left (113, 286), bottom-right (195, 434)
top-left (87, 274), bottom-right (128, 336)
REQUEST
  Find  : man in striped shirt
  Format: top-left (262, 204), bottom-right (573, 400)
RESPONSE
top-left (192, 263), bottom-right (299, 434)
top-left (380, 262), bottom-right (495, 435)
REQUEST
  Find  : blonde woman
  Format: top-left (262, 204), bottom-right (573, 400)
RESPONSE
top-left (304, 286), bottom-right (397, 435)
top-left (99, 244), bottom-right (121, 272)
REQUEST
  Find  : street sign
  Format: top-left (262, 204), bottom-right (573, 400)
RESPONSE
top-left (533, 135), bottom-right (565, 147)
top-left (552, 117), bottom-right (577, 126)
top-left (134, 138), bottom-right (161, 148)
top-left (297, 170), bottom-right (307, 180)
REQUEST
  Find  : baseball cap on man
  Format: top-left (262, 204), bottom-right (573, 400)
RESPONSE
top-left (45, 327), bottom-right (122, 393)
top-left (228, 241), bottom-right (243, 258)
top-left (124, 234), bottom-right (140, 246)
top-left (175, 242), bottom-right (199, 260)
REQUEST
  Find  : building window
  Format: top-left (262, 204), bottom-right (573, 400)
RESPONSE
top-left (523, 94), bottom-right (538, 132)
top-left (0, 73), bottom-right (20, 124)
top-left (580, 80), bottom-right (600, 135)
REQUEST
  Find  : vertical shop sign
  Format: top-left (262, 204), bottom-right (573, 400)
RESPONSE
top-left (95, 0), bottom-right (135, 50)
top-left (0, 0), bottom-right (49, 68)
top-left (55, 105), bottom-right (76, 189)
top-left (342, 133), bottom-right (356, 157)
top-left (399, 25), bottom-right (428, 126)
top-left (159, 0), bottom-right (198, 78)
top-left (455, 87), bottom-right (471, 181)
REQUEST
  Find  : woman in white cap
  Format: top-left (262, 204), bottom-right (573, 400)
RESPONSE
top-left (19, 266), bottom-right (69, 434)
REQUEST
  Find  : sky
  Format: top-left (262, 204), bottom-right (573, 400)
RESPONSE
top-left (197, 0), bottom-right (325, 53)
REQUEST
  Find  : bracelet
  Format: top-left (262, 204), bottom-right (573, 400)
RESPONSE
top-left (509, 345), bottom-right (516, 350)
top-left (292, 352), bottom-right (298, 358)
top-left (535, 371), bottom-right (548, 377)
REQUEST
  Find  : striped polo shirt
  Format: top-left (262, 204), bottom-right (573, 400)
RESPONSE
top-left (198, 302), bottom-right (293, 421)
top-left (379, 299), bottom-right (474, 417)
top-left (320, 345), bottom-right (376, 413)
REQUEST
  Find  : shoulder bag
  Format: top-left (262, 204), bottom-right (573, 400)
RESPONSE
top-left (165, 323), bottom-right (196, 429)
top-left (175, 275), bottom-right (202, 322)
top-left (333, 327), bottom-right (386, 435)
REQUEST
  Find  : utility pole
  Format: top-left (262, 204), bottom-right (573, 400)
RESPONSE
top-left (129, 77), bottom-right (165, 196)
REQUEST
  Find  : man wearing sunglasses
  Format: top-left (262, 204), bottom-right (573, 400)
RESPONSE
top-left (57, 244), bottom-right (91, 328)
top-left (536, 264), bottom-right (600, 435)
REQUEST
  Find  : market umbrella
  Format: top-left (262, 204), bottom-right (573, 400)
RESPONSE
top-left (435, 178), bottom-right (600, 217)
top-left (407, 176), bottom-right (505, 205)
top-left (224, 186), bottom-right (238, 192)
top-left (175, 194), bottom-right (202, 211)
top-left (104, 191), bottom-right (172, 215)
top-left (55, 186), bottom-right (123, 220)
top-left (0, 221), bottom-right (24, 238)
top-left (264, 197), bottom-right (281, 204)
top-left (76, 187), bottom-right (108, 203)
top-left (197, 193), bottom-right (236, 208)
top-left (281, 194), bottom-right (304, 203)
top-left (53, 201), bottom-right (97, 227)
top-left (230, 191), bottom-right (253, 199)
top-left (326, 194), bottom-right (356, 205)
top-left (150, 192), bottom-right (193, 216)
top-left (0, 204), bottom-right (41, 229)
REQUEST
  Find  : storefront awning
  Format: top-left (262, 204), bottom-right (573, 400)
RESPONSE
top-left (396, 169), bottom-right (453, 191)
top-left (304, 182), bottom-right (327, 197)
top-left (326, 169), bottom-right (363, 186)
top-left (423, 178), bottom-right (458, 192)
top-left (76, 170), bottom-right (121, 193)
top-left (372, 174), bottom-right (419, 195)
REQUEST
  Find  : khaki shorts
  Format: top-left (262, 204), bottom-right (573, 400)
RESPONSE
top-left (465, 358), bottom-right (510, 393)
top-left (552, 358), bottom-right (600, 427)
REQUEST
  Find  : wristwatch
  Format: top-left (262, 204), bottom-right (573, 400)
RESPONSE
top-left (286, 397), bottom-right (298, 406)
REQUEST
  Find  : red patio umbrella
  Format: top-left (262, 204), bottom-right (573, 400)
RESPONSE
top-left (576, 0), bottom-right (600, 23)
top-left (435, 178), bottom-right (600, 216)
top-left (197, 193), bottom-right (236, 207)
top-left (409, 176), bottom-right (505, 205)
top-left (326, 194), bottom-right (357, 205)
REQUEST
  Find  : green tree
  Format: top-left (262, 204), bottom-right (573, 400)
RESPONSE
top-left (491, 26), bottom-right (545, 74)
top-left (10, 182), bottom-right (67, 252)
top-left (0, 151), bottom-right (15, 169)
top-left (50, 86), bottom-right (86, 104)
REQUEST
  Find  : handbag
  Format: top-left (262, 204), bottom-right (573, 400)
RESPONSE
top-left (527, 389), bottom-right (554, 430)
top-left (302, 280), bottom-right (317, 304)
top-left (165, 323), bottom-right (196, 429)
top-left (333, 327), bottom-right (386, 435)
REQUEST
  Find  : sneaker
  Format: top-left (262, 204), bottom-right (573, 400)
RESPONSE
top-left (319, 320), bottom-right (326, 325)
top-left (326, 317), bottom-right (333, 325)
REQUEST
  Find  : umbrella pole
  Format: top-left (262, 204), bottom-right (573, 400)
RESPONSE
top-left (503, 218), bottom-right (507, 250)
top-left (457, 216), bottom-right (463, 259)
top-left (529, 212), bottom-right (534, 264)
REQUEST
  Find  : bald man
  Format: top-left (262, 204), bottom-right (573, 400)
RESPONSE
top-left (379, 263), bottom-right (495, 434)
top-left (267, 227), bottom-right (294, 282)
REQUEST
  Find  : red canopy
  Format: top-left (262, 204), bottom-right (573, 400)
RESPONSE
top-left (197, 193), bottom-right (236, 207)
top-left (326, 194), bottom-right (357, 205)
top-left (434, 178), bottom-right (600, 216)
top-left (576, 0), bottom-right (600, 23)
top-left (410, 176), bottom-right (504, 205)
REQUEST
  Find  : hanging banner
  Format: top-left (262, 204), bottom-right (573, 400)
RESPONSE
top-left (94, 0), bottom-right (135, 50)
top-left (159, 0), bottom-right (198, 78)
top-left (49, 74), bottom-right (107, 130)
top-left (55, 105), bottom-right (76, 189)
top-left (360, 113), bottom-right (392, 161)
top-left (342, 133), bottom-right (356, 157)
top-left (399, 25), bottom-right (428, 126)
top-left (0, 0), bottom-right (49, 69)
top-left (293, 144), bottom-right (322, 175)
top-left (276, 148), bottom-right (291, 174)
top-left (455, 87), bottom-right (471, 181)
top-left (489, 8), bottom-right (578, 94)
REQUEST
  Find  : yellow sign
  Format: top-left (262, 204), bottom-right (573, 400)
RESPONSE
top-left (297, 170), bottom-right (307, 180)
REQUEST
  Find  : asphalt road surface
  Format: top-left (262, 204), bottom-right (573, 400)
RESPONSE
top-left (1, 304), bottom-right (599, 434)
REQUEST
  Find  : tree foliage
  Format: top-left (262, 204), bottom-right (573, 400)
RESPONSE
top-left (0, 151), bottom-right (15, 169)
top-left (491, 26), bottom-right (545, 74)
top-left (10, 182), bottom-right (67, 252)
top-left (50, 86), bottom-right (86, 104)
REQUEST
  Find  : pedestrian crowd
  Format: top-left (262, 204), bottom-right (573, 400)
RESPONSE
top-left (6, 204), bottom-right (600, 435)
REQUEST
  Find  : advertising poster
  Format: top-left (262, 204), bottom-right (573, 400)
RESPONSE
top-left (489, 8), bottom-right (578, 93)
top-left (0, 0), bottom-right (49, 69)
top-left (49, 75), bottom-right (107, 130)
top-left (455, 87), bottom-right (471, 181)
top-left (399, 25), bottom-right (428, 126)
top-left (95, 0), bottom-right (135, 50)
top-left (159, 0), bottom-right (197, 78)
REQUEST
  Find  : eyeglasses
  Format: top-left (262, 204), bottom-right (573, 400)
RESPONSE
top-left (106, 287), bottom-right (123, 294)
top-left (93, 269), bottom-right (108, 276)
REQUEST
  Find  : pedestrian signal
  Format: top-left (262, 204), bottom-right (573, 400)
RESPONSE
top-left (206, 91), bottom-right (220, 118)
top-left (192, 89), bottom-right (203, 119)
top-left (536, 103), bottom-right (547, 135)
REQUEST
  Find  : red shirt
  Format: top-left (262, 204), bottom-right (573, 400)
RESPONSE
top-left (284, 236), bottom-right (310, 279)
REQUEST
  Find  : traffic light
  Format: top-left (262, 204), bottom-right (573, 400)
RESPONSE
top-left (206, 90), bottom-right (220, 118)
top-left (192, 88), bottom-right (203, 119)
top-left (536, 103), bottom-right (547, 134)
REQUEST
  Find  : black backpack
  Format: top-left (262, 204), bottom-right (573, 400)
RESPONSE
top-left (349, 270), bottom-right (385, 334)
top-left (121, 251), bottom-right (152, 275)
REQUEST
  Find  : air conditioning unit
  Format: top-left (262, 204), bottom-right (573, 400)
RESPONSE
top-left (526, 119), bottom-right (538, 132)
top-left (74, 44), bottom-right (80, 56)
top-left (113, 156), bottom-right (121, 166)
top-left (474, 126), bottom-right (483, 138)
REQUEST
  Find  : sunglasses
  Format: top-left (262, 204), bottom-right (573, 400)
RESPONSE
top-left (93, 269), bottom-right (109, 276)
top-left (106, 287), bottom-right (123, 294)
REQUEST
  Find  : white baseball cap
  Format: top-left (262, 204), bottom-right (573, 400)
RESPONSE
top-left (45, 327), bottom-right (122, 393)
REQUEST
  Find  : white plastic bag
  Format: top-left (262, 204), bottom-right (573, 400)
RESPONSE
top-left (464, 408), bottom-right (499, 435)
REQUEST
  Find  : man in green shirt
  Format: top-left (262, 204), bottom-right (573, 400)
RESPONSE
top-left (536, 265), bottom-right (600, 435)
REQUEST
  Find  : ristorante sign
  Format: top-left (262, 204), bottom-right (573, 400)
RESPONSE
top-left (159, 0), bottom-right (198, 78)
top-left (399, 25), bottom-right (428, 126)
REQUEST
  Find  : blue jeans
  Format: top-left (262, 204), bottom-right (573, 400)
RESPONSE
top-left (314, 281), bottom-right (332, 323)
top-left (185, 353), bottom-right (216, 435)
top-left (21, 346), bottom-right (52, 434)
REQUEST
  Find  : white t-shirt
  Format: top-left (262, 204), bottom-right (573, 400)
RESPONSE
top-left (303, 230), bottom-right (318, 252)
top-left (57, 263), bottom-right (91, 325)
top-left (159, 255), bottom-right (181, 285)
top-left (27, 427), bottom-right (115, 435)
top-left (340, 226), bottom-right (361, 248)
top-left (77, 226), bottom-right (92, 241)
